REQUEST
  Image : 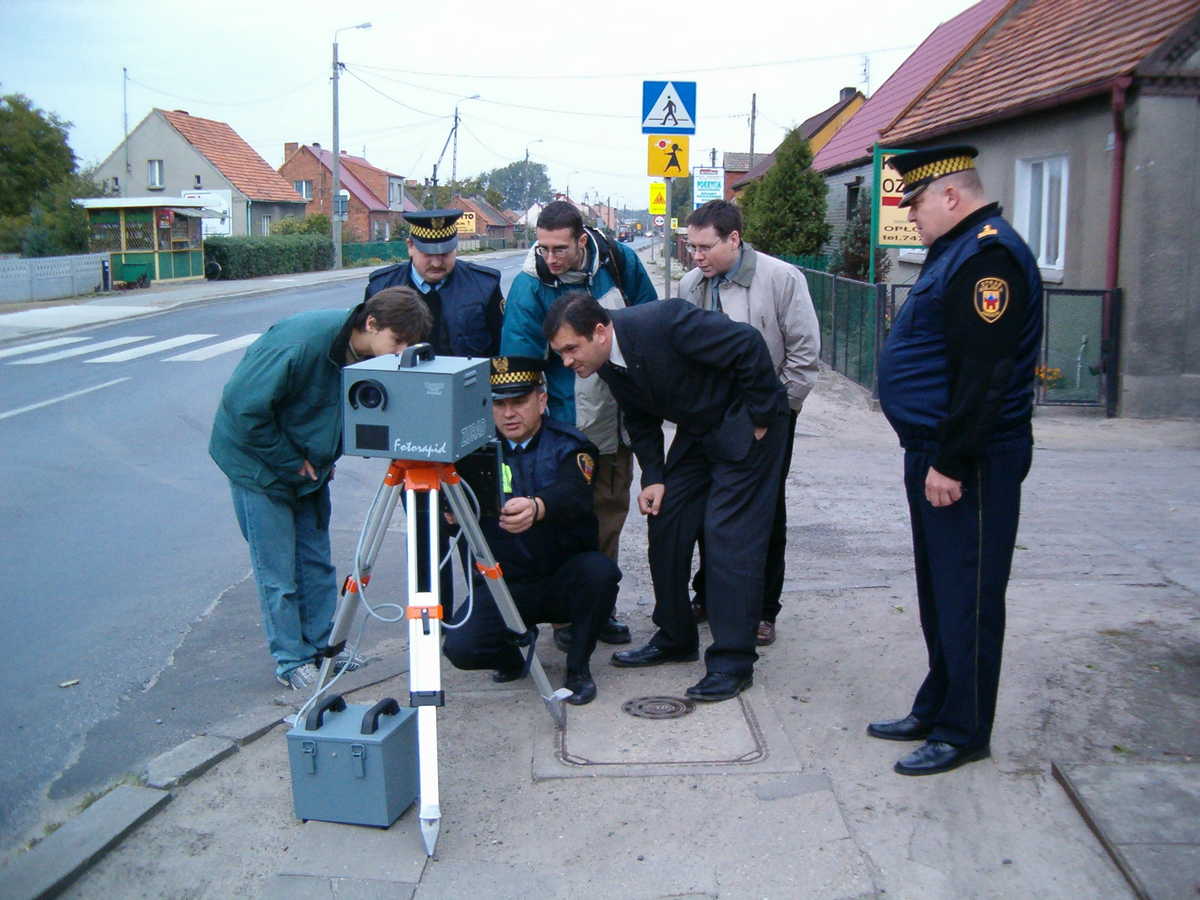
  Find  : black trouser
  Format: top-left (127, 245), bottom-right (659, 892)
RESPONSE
top-left (692, 409), bottom-right (798, 623)
top-left (647, 414), bottom-right (788, 676)
top-left (443, 551), bottom-right (619, 675)
top-left (903, 437), bottom-right (1032, 750)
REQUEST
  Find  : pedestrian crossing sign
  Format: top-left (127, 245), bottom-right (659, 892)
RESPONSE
top-left (642, 81), bottom-right (696, 135)
top-left (647, 136), bottom-right (689, 178)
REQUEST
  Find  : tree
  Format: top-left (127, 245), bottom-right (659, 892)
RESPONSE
top-left (740, 128), bottom-right (830, 257)
top-left (831, 191), bottom-right (891, 282)
top-left (0, 94), bottom-right (76, 217)
top-left (484, 160), bottom-right (551, 211)
top-left (669, 175), bottom-right (692, 222)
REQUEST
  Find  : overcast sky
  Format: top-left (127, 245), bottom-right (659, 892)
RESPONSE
top-left (1, 0), bottom-right (977, 209)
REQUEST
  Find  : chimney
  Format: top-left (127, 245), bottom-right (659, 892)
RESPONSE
top-left (284, 142), bottom-right (298, 160)
top-left (312, 142), bottom-right (321, 150)
top-left (840, 87), bottom-right (857, 103)
top-left (173, 109), bottom-right (189, 116)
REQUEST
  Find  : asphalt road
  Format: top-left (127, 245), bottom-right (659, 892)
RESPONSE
top-left (0, 250), bottom-right (528, 849)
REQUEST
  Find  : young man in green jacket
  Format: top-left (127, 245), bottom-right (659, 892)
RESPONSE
top-left (210, 287), bottom-right (432, 689)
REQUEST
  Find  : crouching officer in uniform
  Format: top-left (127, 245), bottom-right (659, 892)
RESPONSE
top-left (442, 357), bottom-right (620, 705)
top-left (871, 145), bottom-right (1042, 775)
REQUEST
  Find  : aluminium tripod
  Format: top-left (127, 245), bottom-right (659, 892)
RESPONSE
top-left (313, 458), bottom-right (571, 856)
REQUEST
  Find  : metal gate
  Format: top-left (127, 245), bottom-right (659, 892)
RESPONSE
top-left (1038, 288), bottom-right (1122, 416)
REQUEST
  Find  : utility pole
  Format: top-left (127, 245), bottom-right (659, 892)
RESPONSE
top-left (331, 22), bottom-right (372, 269)
top-left (710, 147), bottom-right (717, 167)
top-left (663, 178), bottom-right (673, 298)
top-left (749, 93), bottom-right (757, 169)
top-left (122, 67), bottom-right (130, 194)
top-left (451, 106), bottom-right (460, 185)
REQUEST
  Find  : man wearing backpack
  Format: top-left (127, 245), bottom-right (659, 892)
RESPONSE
top-left (502, 200), bottom-right (658, 647)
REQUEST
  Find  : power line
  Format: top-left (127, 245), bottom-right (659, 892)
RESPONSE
top-left (341, 68), bottom-right (450, 120)
top-left (125, 74), bottom-right (324, 107)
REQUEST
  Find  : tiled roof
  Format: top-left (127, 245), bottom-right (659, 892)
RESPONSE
top-left (158, 110), bottom-right (304, 204)
top-left (735, 91), bottom-right (861, 188)
top-left (309, 147), bottom-right (389, 212)
top-left (731, 154), bottom-right (777, 190)
top-left (813, 0), bottom-right (1011, 172)
top-left (883, 0), bottom-right (1200, 144)
top-left (722, 152), bottom-right (756, 172)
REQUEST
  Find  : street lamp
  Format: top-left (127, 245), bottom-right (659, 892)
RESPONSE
top-left (331, 21), bottom-right (372, 269)
top-left (522, 139), bottom-right (543, 246)
top-left (450, 94), bottom-right (480, 185)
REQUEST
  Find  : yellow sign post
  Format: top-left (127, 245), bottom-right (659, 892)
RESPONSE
top-left (670, 217), bottom-right (678, 231)
top-left (455, 211), bottom-right (477, 235)
top-left (648, 182), bottom-right (667, 215)
top-left (647, 135), bottom-right (689, 178)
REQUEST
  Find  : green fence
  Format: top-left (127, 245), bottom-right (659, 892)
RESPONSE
top-left (780, 253), bottom-right (831, 272)
top-left (342, 241), bottom-right (409, 265)
top-left (799, 267), bottom-right (885, 395)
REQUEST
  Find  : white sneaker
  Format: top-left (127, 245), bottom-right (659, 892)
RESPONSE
top-left (276, 663), bottom-right (320, 691)
top-left (333, 651), bottom-right (367, 673)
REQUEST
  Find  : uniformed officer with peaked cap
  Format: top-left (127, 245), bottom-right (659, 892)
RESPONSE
top-left (871, 144), bottom-right (1043, 775)
top-left (442, 356), bottom-right (619, 705)
top-left (364, 209), bottom-right (504, 358)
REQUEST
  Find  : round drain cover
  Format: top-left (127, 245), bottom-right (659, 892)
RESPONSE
top-left (622, 696), bottom-right (696, 719)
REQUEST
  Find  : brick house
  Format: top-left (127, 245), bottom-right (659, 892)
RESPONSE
top-left (278, 143), bottom-right (421, 242)
top-left (93, 109), bottom-right (307, 236)
top-left (450, 195), bottom-right (515, 243)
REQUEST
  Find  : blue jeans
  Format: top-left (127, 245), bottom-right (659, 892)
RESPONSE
top-left (230, 482), bottom-right (337, 677)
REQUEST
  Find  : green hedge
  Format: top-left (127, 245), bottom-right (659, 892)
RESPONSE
top-left (204, 235), bottom-right (333, 280)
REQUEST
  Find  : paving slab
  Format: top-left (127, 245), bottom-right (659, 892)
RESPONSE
top-left (2, 786), bottom-right (169, 899)
top-left (277, 819), bottom-right (428, 884)
top-left (1053, 761), bottom-right (1200, 899)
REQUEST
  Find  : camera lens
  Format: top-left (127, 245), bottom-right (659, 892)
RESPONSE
top-left (350, 380), bottom-right (386, 410)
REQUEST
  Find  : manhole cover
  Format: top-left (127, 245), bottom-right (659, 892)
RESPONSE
top-left (622, 696), bottom-right (696, 719)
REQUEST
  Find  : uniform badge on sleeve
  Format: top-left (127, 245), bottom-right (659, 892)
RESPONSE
top-left (974, 277), bottom-right (1009, 323)
top-left (576, 452), bottom-right (595, 484)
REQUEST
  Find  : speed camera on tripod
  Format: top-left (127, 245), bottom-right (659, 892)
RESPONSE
top-left (342, 344), bottom-right (491, 462)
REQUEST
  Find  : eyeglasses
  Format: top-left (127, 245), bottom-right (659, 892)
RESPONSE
top-left (535, 244), bottom-right (573, 258)
top-left (685, 236), bottom-right (727, 255)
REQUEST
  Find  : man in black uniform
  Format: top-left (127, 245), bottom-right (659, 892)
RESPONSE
top-left (364, 209), bottom-right (504, 357)
top-left (365, 209), bottom-right (505, 602)
top-left (871, 145), bottom-right (1043, 775)
top-left (544, 293), bottom-right (789, 703)
top-left (442, 357), bottom-right (619, 705)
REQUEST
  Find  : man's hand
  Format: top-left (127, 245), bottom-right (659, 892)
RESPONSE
top-left (638, 484), bottom-right (666, 516)
top-left (925, 466), bottom-right (963, 507)
top-left (753, 425), bottom-right (767, 441)
top-left (499, 496), bottom-right (538, 534)
top-left (298, 459), bottom-right (318, 481)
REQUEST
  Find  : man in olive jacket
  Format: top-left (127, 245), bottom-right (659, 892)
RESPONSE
top-left (209, 288), bottom-right (432, 689)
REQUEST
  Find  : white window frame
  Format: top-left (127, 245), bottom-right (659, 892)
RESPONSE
top-left (293, 179), bottom-right (313, 200)
top-left (261, 214), bottom-right (272, 235)
top-left (1014, 153), bottom-right (1068, 280)
top-left (147, 159), bottom-right (164, 189)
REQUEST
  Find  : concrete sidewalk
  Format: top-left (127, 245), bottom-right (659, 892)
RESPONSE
top-left (3, 369), bottom-right (1195, 899)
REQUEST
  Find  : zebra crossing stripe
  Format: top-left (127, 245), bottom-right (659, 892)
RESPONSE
top-left (86, 334), bottom-right (217, 362)
top-left (8, 337), bottom-right (151, 364)
top-left (0, 337), bottom-right (88, 360)
top-left (164, 333), bottom-right (260, 362)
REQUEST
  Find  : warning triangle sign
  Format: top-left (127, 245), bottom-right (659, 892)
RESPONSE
top-left (642, 82), bottom-right (695, 132)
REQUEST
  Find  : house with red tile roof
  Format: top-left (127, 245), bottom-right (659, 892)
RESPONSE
top-left (94, 109), bottom-right (307, 237)
top-left (730, 88), bottom-right (866, 195)
top-left (880, 0), bottom-right (1200, 417)
top-left (278, 143), bottom-right (422, 243)
top-left (812, 0), bottom-right (1011, 253)
top-left (450, 195), bottom-right (515, 243)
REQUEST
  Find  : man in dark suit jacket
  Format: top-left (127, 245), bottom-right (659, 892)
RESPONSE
top-left (544, 292), bottom-right (789, 701)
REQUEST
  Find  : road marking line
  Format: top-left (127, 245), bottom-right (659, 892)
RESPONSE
top-left (86, 334), bottom-right (217, 362)
top-left (0, 337), bottom-right (89, 359)
top-left (8, 336), bottom-right (151, 364)
top-left (164, 333), bottom-right (260, 362)
top-left (0, 378), bottom-right (131, 422)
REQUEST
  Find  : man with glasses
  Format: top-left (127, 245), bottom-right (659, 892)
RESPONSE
top-left (678, 200), bottom-right (820, 647)
top-left (502, 200), bottom-right (658, 650)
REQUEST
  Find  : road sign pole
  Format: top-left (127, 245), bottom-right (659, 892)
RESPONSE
top-left (663, 178), bottom-right (672, 298)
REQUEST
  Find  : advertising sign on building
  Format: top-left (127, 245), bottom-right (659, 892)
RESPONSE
top-left (692, 167), bottom-right (724, 208)
top-left (456, 211), bottom-right (477, 235)
top-left (181, 189), bottom-right (232, 237)
top-left (873, 149), bottom-right (922, 248)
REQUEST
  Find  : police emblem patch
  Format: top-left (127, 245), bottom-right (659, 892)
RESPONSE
top-left (494, 357), bottom-right (509, 373)
top-left (430, 217), bottom-right (445, 230)
top-left (974, 277), bottom-right (1009, 323)
top-left (576, 452), bottom-right (595, 484)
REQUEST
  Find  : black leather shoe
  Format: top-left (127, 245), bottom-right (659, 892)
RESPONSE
top-left (867, 714), bottom-right (932, 742)
top-left (599, 616), bottom-right (632, 644)
top-left (564, 669), bottom-right (597, 705)
top-left (611, 643), bottom-right (699, 667)
top-left (894, 740), bottom-right (990, 776)
top-left (685, 672), bottom-right (753, 702)
top-left (491, 665), bottom-right (524, 683)
top-left (552, 626), bottom-right (572, 653)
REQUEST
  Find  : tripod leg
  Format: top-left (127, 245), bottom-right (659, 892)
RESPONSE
top-left (442, 479), bottom-right (571, 729)
top-left (407, 478), bottom-right (444, 857)
top-left (314, 462), bottom-right (404, 693)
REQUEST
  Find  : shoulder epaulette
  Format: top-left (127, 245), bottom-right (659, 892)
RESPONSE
top-left (977, 224), bottom-right (999, 240)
